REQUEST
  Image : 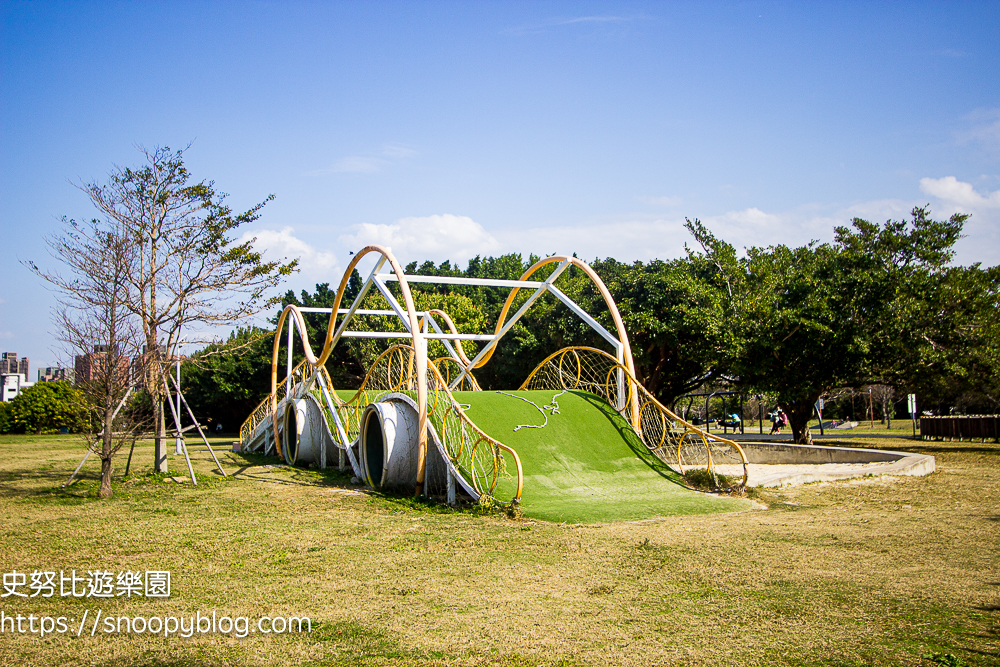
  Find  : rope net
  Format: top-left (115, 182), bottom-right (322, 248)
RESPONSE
top-left (239, 360), bottom-right (308, 447)
top-left (520, 346), bottom-right (748, 489)
top-left (310, 345), bottom-right (521, 505)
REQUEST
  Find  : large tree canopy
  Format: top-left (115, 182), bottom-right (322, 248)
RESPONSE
top-left (711, 207), bottom-right (970, 443)
top-left (183, 208), bottom-right (997, 445)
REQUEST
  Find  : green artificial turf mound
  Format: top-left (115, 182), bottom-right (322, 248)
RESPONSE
top-left (453, 389), bottom-right (750, 523)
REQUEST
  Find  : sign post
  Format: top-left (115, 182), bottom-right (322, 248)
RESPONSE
top-left (907, 393), bottom-right (917, 437)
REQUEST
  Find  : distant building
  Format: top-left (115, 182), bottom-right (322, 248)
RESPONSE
top-left (1, 353), bottom-right (17, 373)
top-left (37, 367), bottom-right (74, 383)
top-left (1, 373), bottom-right (33, 402)
top-left (131, 344), bottom-right (181, 386)
top-left (1, 352), bottom-right (28, 379)
top-left (74, 345), bottom-right (130, 385)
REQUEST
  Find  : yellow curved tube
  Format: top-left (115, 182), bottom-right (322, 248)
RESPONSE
top-left (473, 256), bottom-right (640, 428)
top-left (269, 245), bottom-right (429, 495)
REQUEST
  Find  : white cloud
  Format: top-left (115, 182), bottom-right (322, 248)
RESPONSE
top-left (247, 175), bottom-right (998, 302)
top-left (338, 214), bottom-right (501, 265)
top-left (957, 107), bottom-right (1000, 155)
top-left (507, 14), bottom-right (636, 35)
top-left (707, 207), bottom-right (780, 227)
top-left (493, 176), bottom-right (1000, 267)
top-left (240, 227), bottom-right (340, 281)
top-left (0, 331), bottom-right (13, 339)
top-left (491, 207), bottom-right (824, 264)
top-left (916, 176), bottom-right (1000, 266)
top-left (679, 205), bottom-right (846, 254)
top-left (311, 144), bottom-right (417, 175)
top-left (496, 218), bottom-right (689, 262)
top-left (840, 198), bottom-right (915, 221)
top-left (920, 176), bottom-right (1000, 209)
top-left (326, 156), bottom-right (383, 174)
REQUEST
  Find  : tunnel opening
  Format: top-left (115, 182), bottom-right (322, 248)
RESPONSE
top-left (283, 404), bottom-right (299, 464)
top-left (363, 410), bottom-right (385, 487)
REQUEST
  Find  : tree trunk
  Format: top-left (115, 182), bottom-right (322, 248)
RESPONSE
top-left (783, 397), bottom-right (818, 445)
top-left (99, 403), bottom-right (115, 498)
top-left (99, 456), bottom-right (113, 498)
top-left (154, 402), bottom-right (167, 473)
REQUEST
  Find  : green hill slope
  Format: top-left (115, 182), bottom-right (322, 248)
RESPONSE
top-left (454, 389), bottom-right (749, 523)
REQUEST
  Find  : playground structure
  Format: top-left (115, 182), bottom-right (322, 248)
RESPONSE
top-left (239, 245), bottom-right (750, 508)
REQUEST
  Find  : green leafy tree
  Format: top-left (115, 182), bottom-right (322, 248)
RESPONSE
top-left (718, 207), bottom-right (968, 443)
top-left (904, 264), bottom-right (1000, 413)
top-left (180, 328), bottom-right (276, 431)
top-left (0, 401), bottom-right (12, 434)
top-left (6, 382), bottom-right (88, 434)
top-left (594, 253), bottom-right (740, 405)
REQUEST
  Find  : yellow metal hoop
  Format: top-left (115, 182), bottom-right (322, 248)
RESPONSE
top-left (558, 348), bottom-right (582, 389)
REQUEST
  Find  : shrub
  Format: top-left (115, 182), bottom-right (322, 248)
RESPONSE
top-left (6, 382), bottom-right (89, 434)
top-left (0, 402), bottom-right (11, 434)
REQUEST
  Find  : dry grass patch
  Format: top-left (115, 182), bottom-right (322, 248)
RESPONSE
top-left (0, 434), bottom-right (996, 666)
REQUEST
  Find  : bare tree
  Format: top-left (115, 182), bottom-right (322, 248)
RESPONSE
top-left (34, 145), bottom-right (296, 474)
top-left (31, 218), bottom-right (147, 497)
top-left (869, 384), bottom-right (896, 426)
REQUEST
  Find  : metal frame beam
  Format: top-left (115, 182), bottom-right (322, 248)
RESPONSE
top-left (449, 260), bottom-right (572, 389)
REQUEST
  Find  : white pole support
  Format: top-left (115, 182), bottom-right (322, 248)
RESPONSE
top-left (286, 316), bottom-right (294, 397)
top-left (175, 359), bottom-right (183, 455)
top-left (450, 260), bottom-right (571, 390)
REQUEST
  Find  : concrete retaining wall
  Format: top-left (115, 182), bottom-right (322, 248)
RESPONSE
top-left (733, 442), bottom-right (936, 487)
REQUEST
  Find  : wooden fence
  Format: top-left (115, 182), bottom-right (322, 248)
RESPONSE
top-left (920, 415), bottom-right (1000, 442)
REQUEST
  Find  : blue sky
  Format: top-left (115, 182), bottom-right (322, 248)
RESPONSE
top-left (2, 1), bottom-right (999, 369)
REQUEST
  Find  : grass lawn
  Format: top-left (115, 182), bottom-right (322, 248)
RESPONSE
top-left (0, 432), bottom-right (997, 666)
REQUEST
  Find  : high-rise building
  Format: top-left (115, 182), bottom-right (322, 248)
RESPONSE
top-left (2, 353), bottom-right (28, 379)
top-left (2, 352), bottom-right (18, 374)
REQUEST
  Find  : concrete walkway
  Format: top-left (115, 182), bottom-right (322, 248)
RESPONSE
top-left (713, 441), bottom-right (936, 487)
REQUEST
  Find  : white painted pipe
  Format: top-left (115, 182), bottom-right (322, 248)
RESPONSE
top-left (359, 396), bottom-right (449, 493)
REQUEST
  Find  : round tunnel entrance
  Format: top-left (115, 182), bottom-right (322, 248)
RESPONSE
top-left (362, 409), bottom-right (385, 487)
top-left (283, 403), bottom-right (299, 464)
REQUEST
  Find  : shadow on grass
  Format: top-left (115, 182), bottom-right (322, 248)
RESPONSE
top-left (0, 463), bottom-right (109, 502)
top-left (226, 450), bottom-right (357, 489)
top-left (218, 450), bottom-right (505, 517)
top-left (573, 390), bottom-right (687, 487)
top-left (960, 646), bottom-right (1000, 660)
top-left (1, 452), bottom-right (238, 503)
